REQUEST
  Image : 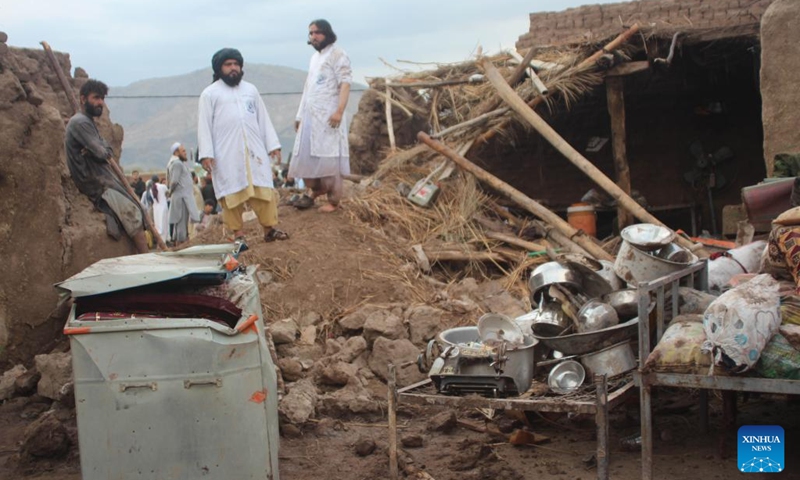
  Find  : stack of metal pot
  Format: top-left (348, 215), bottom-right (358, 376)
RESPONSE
top-left (521, 257), bottom-right (641, 394)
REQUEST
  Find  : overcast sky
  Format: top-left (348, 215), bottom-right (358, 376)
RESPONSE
top-left (5, 0), bottom-right (626, 88)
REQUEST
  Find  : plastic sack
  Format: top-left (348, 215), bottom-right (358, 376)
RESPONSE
top-left (702, 274), bottom-right (781, 373)
top-left (753, 333), bottom-right (800, 380)
top-left (643, 314), bottom-right (711, 374)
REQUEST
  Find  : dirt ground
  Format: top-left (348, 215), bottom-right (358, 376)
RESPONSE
top-left (2, 194), bottom-right (799, 480)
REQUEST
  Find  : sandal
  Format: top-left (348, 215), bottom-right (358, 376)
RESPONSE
top-left (293, 194), bottom-right (315, 210)
top-left (263, 228), bottom-right (289, 242)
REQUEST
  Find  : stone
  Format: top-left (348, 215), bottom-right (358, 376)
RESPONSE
top-left (325, 338), bottom-right (342, 356)
top-left (280, 423), bottom-right (303, 438)
top-left (367, 337), bottom-right (426, 387)
top-left (14, 370), bottom-right (42, 398)
top-left (270, 318), bottom-right (299, 345)
top-left (439, 298), bottom-right (480, 314)
top-left (298, 325), bottom-right (317, 345)
top-left (363, 310), bottom-right (407, 346)
top-left (476, 279), bottom-right (505, 298)
top-left (318, 379), bottom-right (382, 417)
top-left (0, 364), bottom-right (27, 401)
top-left (354, 437), bottom-right (377, 456)
top-left (401, 434), bottom-right (424, 448)
top-left (298, 311), bottom-right (322, 328)
top-left (21, 82), bottom-right (44, 107)
top-left (34, 352), bottom-right (72, 401)
top-left (449, 277), bottom-right (480, 300)
top-left (0, 31), bottom-right (7, 43)
top-left (338, 305), bottom-right (382, 331)
top-left (21, 411), bottom-right (70, 458)
top-left (480, 291), bottom-right (527, 319)
top-left (319, 361), bottom-right (358, 386)
top-left (256, 271), bottom-right (274, 285)
top-left (334, 336), bottom-right (367, 363)
top-left (0, 70), bottom-right (26, 106)
top-left (277, 358), bottom-right (304, 382)
top-left (405, 305), bottom-right (446, 345)
top-left (278, 379), bottom-right (318, 425)
top-left (427, 411), bottom-right (457, 433)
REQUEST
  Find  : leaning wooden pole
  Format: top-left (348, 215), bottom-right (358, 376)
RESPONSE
top-left (417, 132), bottom-right (613, 262)
top-left (605, 76), bottom-right (634, 230)
top-left (41, 41), bottom-right (167, 251)
top-left (481, 59), bottom-right (706, 257)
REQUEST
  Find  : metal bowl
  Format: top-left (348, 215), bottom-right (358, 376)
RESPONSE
top-left (548, 360), bottom-right (586, 394)
top-left (576, 300), bottom-right (619, 333)
top-left (532, 317), bottom-right (639, 356)
top-left (621, 224), bottom-right (675, 251)
top-left (528, 262), bottom-right (581, 301)
top-left (477, 313), bottom-right (524, 346)
top-left (580, 341), bottom-right (636, 377)
top-left (654, 243), bottom-right (693, 264)
top-left (601, 289), bottom-right (639, 320)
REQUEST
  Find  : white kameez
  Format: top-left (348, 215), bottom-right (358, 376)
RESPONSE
top-left (197, 80), bottom-right (281, 200)
top-left (151, 183), bottom-right (169, 239)
top-left (289, 44), bottom-right (352, 180)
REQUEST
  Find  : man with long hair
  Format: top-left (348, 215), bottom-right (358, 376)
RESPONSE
top-left (197, 48), bottom-right (289, 243)
top-left (65, 79), bottom-right (149, 253)
top-left (289, 19), bottom-right (352, 213)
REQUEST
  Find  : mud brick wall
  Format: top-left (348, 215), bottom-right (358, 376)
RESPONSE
top-left (516, 0), bottom-right (775, 49)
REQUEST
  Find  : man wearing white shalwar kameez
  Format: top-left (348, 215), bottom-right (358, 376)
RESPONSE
top-left (167, 142), bottom-right (200, 245)
top-left (197, 48), bottom-right (288, 242)
top-left (289, 19), bottom-right (352, 213)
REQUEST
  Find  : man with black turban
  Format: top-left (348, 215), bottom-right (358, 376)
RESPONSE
top-left (197, 48), bottom-right (289, 242)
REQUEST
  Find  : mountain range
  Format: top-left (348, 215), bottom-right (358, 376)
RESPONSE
top-left (106, 64), bottom-right (364, 171)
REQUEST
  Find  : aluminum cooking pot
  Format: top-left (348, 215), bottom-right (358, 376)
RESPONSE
top-left (601, 289), bottom-right (639, 320)
top-left (530, 300), bottom-right (570, 337)
top-left (528, 262), bottom-right (581, 302)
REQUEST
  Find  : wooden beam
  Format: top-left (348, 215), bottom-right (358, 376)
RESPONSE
top-left (417, 132), bottom-right (613, 262)
top-left (605, 76), bottom-right (634, 230)
top-left (481, 59), bottom-right (706, 257)
top-left (385, 81), bottom-right (397, 153)
top-left (606, 61), bottom-right (650, 77)
top-left (485, 231), bottom-right (547, 252)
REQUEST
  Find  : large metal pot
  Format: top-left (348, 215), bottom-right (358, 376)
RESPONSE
top-left (614, 240), bottom-right (699, 285)
top-left (621, 224), bottom-right (675, 251)
top-left (530, 300), bottom-right (570, 337)
top-left (436, 326), bottom-right (537, 394)
top-left (580, 341), bottom-right (636, 377)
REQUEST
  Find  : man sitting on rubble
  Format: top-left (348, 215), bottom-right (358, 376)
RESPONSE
top-left (65, 79), bottom-right (149, 253)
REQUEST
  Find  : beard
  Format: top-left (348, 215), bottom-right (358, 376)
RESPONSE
top-left (221, 70), bottom-right (243, 87)
top-left (83, 101), bottom-right (103, 117)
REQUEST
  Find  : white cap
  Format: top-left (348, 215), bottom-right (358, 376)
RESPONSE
top-left (170, 142), bottom-right (181, 154)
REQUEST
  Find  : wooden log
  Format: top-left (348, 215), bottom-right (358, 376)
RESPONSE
top-left (417, 132), bottom-right (613, 262)
top-left (485, 231), bottom-right (547, 252)
top-left (41, 41), bottom-right (167, 251)
top-left (605, 76), bottom-right (634, 230)
top-left (509, 50), bottom-right (549, 95)
top-left (425, 250), bottom-right (508, 263)
top-left (431, 107), bottom-right (508, 139)
top-left (481, 59), bottom-right (705, 257)
top-left (507, 45), bottom-right (539, 87)
top-left (472, 24), bottom-right (642, 148)
top-left (392, 77), bottom-right (484, 89)
top-left (388, 364), bottom-right (398, 480)
top-left (385, 81), bottom-right (397, 153)
top-left (606, 61), bottom-right (650, 77)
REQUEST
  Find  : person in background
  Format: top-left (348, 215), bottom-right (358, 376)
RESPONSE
top-left (65, 79), bottom-right (149, 253)
top-left (197, 48), bottom-right (289, 243)
top-left (130, 170), bottom-right (146, 199)
top-left (289, 19), bottom-right (352, 213)
top-left (201, 173), bottom-right (218, 213)
top-left (167, 142), bottom-right (200, 245)
top-left (149, 174), bottom-right (169, 242)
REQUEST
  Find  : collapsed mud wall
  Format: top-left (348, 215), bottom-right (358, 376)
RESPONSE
top-left (761, 0), bottom-right (800, 176)
top-left (0, 35), bottom-right (132, 367)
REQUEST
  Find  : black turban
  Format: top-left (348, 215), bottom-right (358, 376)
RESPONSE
top-left (211, 48), bottom-right (244, 79)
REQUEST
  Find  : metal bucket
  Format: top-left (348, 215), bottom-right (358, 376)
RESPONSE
top-left (437, 326), bottom-right (537, 393)
top-left (580, 340), bottom-right (636, 378)
top-left (614, 240), bottom-right (698, 285)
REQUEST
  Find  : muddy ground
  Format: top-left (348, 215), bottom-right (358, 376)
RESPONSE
top-left (1, 194), bottom-right (799, 480)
